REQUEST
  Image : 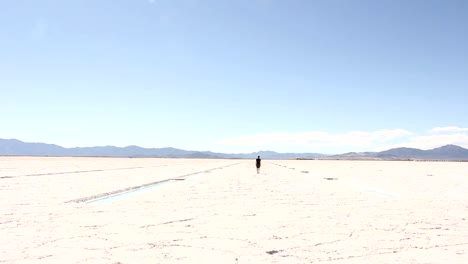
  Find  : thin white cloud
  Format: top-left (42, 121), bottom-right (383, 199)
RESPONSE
top-left (371, 129), bottom-right (412, 141)
top-left (431, 126), bottom-right (468, 133)
top-left (218, 129), bottom-right (411, 150)
top-left (377, 133), bottom-right (468, 150)
top-left (217, 127), bottom-right (468, 153)
top-left (31, 19), bottom-right (48, 40)
top-left (148, 0), bottom-right (156, 4)
top-left (159, 15), bottom-right (170, 24)
top-left (256, 0), bottom-right (273, 7)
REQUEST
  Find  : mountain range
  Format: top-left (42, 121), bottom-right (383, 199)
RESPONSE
top-left (1, 138), bottom-right (468, 161)
top-left (318, 144), bottom-right (468, 161)
top-left (0, 138), bottom-right (322, 159)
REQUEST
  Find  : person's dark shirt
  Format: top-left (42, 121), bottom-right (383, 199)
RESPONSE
top-left (256, 158), bottom-right (261, 168)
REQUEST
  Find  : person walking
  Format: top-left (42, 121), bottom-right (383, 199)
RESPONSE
top-left (256, 156), bottom-right (261, 174)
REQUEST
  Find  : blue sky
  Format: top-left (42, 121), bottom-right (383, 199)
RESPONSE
top-left (1, 0), bottom-right (467, 153)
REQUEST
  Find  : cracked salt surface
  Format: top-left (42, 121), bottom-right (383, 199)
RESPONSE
top-left (362, 188), bottom-right (397, 198)
top-left (1, 157), bottom-right (468, 263)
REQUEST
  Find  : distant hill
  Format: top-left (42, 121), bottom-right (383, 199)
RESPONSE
top-left (327, 144), bottom-right (468, 161)
top-left (0, 138), bottom-right (322, 159)
top-left (0, 139), bottom-right (66, 156)
top-left (376, 144), bottom-right (468, 160)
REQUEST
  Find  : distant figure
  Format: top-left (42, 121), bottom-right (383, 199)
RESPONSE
top-left (256, 156), bottom-right (261, 174)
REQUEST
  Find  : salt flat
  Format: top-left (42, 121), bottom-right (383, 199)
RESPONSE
top-left (1, 157), bottom-right (467, 263)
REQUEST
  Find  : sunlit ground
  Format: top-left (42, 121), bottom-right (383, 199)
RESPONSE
top-left (1, 157), bottom-right (467, 263)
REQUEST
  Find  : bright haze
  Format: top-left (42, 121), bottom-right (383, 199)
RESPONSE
top-left (1, 0), bottom-right (467, 154)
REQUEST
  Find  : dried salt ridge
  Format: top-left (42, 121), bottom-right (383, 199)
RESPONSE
top-left (66, 162), bottom-right (243, 204)
top-left (1, 157), bottom-right (468, 263)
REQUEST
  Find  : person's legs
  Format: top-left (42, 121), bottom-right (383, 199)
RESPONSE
top-left (257, 167), bottom-right (260, 174)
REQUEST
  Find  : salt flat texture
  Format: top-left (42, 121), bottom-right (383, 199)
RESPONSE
top-left (1, 157), bottom-right (467, 263)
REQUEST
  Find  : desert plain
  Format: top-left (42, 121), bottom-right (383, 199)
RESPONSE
top-left (0, 157), bottom-right (467, 263)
